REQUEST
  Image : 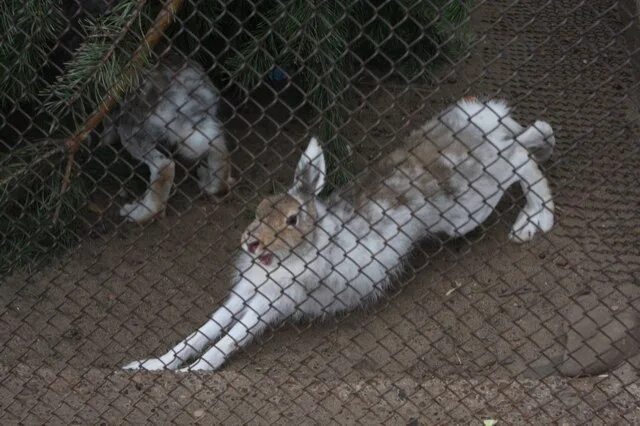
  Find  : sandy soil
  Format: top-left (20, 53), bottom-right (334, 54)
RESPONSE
top-left (1, 0), bottom-right (640, 424)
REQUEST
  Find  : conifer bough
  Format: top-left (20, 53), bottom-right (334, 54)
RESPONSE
top-left (53, 0), bottom-right (186, 222)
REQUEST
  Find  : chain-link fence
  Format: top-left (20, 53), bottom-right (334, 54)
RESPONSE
top-left (1, 0), bottom-right (640, 423)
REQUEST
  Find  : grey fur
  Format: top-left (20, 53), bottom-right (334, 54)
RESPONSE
top-left (107, 52), bottom-right (231, 223)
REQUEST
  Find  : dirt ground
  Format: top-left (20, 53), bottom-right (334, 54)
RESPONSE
top-left (2, 0), bottom-right (640, 424)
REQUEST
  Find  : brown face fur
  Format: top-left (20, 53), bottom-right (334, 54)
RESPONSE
top-left (241, 194), bottom-right (316, 264)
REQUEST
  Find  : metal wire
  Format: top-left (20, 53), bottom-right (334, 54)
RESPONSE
top-left (1, 0), bottom-right (640, 423)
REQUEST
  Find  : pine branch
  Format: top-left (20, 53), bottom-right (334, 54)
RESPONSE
top-left (52, 0), bottom-right (187, 223)
top-left (225, 1), bottom-right (353, 184)
top-left (41, 0), bottom-right (149, 119)
top-left (0, 0), bottom-right (64, 104)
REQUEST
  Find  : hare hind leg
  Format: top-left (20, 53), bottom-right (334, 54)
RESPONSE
top-left (197, 132), bottom-right (232, 197)
top-left (508, 148), bottom-right (555, 243)
top-left (174, 122), bottom-right (231, 197)
top-left (516, 120), bottom-right (556, 163)
top-left (120, 148), bottom-right (175, 223)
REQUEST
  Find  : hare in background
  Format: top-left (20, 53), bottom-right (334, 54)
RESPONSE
top-left (123, 97), bottom-right (556, 371)
top-left (107, 53), bottom-right (233, 224)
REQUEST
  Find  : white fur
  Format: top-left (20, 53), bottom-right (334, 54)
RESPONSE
top-left (123, 98), bottom-right (556, 372)
top-left (117, 58), bottom-right (231, 223)
top-left (293, 137), bottom-right (326, 195)
top-left (119, 151), bottom-right (175, 223)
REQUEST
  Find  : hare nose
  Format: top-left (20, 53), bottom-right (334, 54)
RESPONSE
top-left (247, 241), bottom-right (260, 254)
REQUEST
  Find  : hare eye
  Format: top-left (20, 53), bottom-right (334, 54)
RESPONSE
top-left (286, 214), bottom-right (298, 226)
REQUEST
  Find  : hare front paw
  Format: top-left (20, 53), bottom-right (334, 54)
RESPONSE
top-left (177, 359), bottom-right (217, 372)
top-left (197, 166), bottom-right (234, 197)
top-left (509, 207), bottom-right (554, 243)
top-left (122, 358), bottom-right (169, 371)
top-left (120, 199), bottom-right (163, 223)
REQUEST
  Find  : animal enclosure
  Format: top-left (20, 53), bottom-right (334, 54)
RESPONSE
top-left (1, 0), bottom-right (640, 423)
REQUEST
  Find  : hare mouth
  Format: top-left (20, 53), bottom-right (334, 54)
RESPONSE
top-left (257, 252), bottom-right (273, 266)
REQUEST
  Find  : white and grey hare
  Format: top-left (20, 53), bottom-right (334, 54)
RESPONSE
top-left (107, 53), bottom-right (232, 223)
top-left (124, 97), bottom-right (556, 371)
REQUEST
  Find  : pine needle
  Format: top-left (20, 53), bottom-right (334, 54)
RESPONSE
top-left (0, 0), bottom-right (64, 105)
top-left (41, 0), bottom-right (150, 120)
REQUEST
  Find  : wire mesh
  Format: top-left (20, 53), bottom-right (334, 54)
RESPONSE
top-left (1, 0), bottom-right (640, 423)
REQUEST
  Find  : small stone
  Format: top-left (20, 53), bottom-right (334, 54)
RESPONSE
top-left (555, 257), bottom-right (569, 267)
top-left (193, 409), bottom-right (205, 418)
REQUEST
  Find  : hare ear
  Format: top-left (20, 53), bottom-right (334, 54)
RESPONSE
top-left (293, 137), bottom-right (326, 196)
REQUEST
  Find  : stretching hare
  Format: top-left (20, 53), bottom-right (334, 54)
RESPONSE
top-left (107, 53), bottom-right (232, 223)
top-left (124, 97), bottom-right (555, 371)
